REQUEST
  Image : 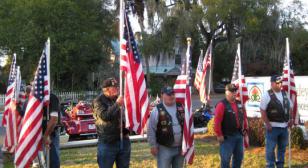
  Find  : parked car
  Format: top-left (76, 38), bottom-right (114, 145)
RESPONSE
top-left (61, 100), bottom-right (97, 141)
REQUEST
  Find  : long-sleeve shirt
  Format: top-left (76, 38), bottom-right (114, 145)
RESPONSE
top-left (147, 103), bottom-right (182, 147)
top-left (214, 101), bottom-right (248, 137)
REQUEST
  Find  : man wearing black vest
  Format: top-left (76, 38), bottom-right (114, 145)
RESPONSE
top-left (214, 84), bottom-right (248, 168)
top-left (260, 75), bottom-right (293, 168)
top-left (42, 93), bottom-right (61, 168)
top-left (147, 86), bottom-right (185, 168)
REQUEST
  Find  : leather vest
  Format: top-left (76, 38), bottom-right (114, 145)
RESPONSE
top-left (266, 90), bottom-right (290, 122)
top-left (221, 99), bottom-right (243, 136)
top-left (156, 103), bottom-right (185, 147)
top-left (42, 93), bottom-right (61, 134)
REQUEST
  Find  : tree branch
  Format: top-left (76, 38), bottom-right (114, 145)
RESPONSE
top-left (198, 22), bottom-right (211, 42)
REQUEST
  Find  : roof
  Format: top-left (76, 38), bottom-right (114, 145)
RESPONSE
top-left (145, 66), bottom-right (181, 76)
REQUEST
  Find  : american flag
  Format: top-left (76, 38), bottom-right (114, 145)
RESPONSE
top-left (174, 75), bottom-right (187, 103)
top-left (120, 7), bottom-right (150, 134)
top-left (198, 42), bottom-right (212, 103)
top-left (174, 38), bottom-right (194, 164)
top-left (282, 38), bottom-right (298, 124)
top-left (2, 56), bottom-right (23, 153)
top-left (193, 50), bottom-right (203, 91)
top-left (15, 39), bottom-right (50, 168)
top-left (231, 43), bottom-right (249, 148)
top-left (174, 42), bottom-right (192, 103)
top-left (2, 54), bottom-right (17, 127)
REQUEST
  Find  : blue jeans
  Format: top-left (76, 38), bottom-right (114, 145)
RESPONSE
top-left (265, 127), bottom-right (288, 168)
top-left (219, 132), bottom-right (243, 168)
top-left (157, 145), bottom-right (184, 168)
top-left (50, 131), bottom-right (60, 168)
top-left (97, 138), bottom-right (131, 168)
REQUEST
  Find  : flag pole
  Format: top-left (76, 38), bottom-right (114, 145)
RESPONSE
top-left (119, 0), bottom-right (124, 150)
top-left (237, 43), bottom-right (244, 106)
top-left (186, 37), bottom-right (191, 166)
top-left (207, 41), bottom-right (212, 102)
top-left (46, 38), bottom-right (51, 168)
top-left (186, 37), bottom-right (191, 75)
top-left (286, 37), bottom-right (291, 168)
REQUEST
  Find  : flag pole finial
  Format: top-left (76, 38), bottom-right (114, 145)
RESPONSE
top-left (187, 37), bottom-right (192, 45)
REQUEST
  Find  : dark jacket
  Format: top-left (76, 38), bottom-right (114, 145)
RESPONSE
top-left (93, 93), bottom-right (129, 143)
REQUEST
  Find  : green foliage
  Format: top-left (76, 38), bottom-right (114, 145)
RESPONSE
top-left (212, 42), bottom-right (236, 82)
top-left (143, 0), bottom-right (308, 80)
top-left (0, 0), bottom-right (115, 90)
top-left (206, 118), bottom-right (215, 136)
top-left (248, 117), bottom-right (265, 147)
top-left (147, 75), bottom-right (177, 96)
top-left (248, 118), bottom-right (305, 149)
top-left (291, 126), bottom-right (305, 149)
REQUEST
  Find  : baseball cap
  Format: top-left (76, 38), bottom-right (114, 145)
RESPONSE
top-left (102, 78), bottom-right (118, 88)
top-left (161, 86), bottom-right (175, 95)
top-left (270, 75), bottom-right (283, 83)
top-left (225, 84), bottom-right (238, 92)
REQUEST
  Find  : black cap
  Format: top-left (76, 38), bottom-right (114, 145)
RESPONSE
top-left (161, 86), bottom-right (175, 95)
top-left (270, 75), bottom-right (282, 83)
top-left (225, 84), bottom-right (238, 92)
top-left (102, 78), bottom-right (118, 88)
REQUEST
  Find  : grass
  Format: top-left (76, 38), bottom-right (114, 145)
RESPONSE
top-left (4, 135), bottom-right (308, 168)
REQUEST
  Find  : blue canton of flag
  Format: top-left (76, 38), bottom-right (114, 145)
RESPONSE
top-left (8, 54), bottom-right (17, 85)
top-left (124, 8), bottom-right (141, 64)
top-left (33, 52), bottom-right (48, 101)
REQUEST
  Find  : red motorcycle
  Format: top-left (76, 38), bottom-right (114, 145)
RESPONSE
top-left (61, 100), bottom-right (96, 141)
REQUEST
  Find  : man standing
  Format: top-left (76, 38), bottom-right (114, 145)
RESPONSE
top-left (42, 93), bottom-right (61, 168)
top-left (93, 78), bottom-right (130, 168)
top-left (260, 75), bottom-right (293, 168)
top-left (20, 85), bottom-right (32, 117)
top-left (214, 84), bottom-right (248, 168)
top-left (147, 86), bottom-right (185, 168)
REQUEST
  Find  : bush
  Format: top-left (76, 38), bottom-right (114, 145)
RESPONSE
top-left (248, 117), bottom-right (305, 149)
top-left (291, 126), bottom-right (305, 149)
top-left (148, 76), bottom-right (176, 96)
top-left (206, 118), bottom-right (215, 136)
top-left (248, 117), bottom-right (265, 147)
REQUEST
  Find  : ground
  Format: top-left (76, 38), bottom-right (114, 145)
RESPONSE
top-left (4, 134), bottom-right (307, 168)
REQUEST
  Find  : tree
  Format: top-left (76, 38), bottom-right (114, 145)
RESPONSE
top-left (138, 0), bottom-right (308, 79)
top-left (0, 0), bottom-right (116, 90)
